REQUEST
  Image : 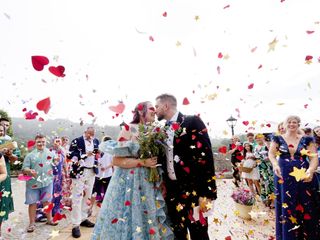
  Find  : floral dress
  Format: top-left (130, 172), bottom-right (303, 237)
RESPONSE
top-left (0, 138), bottom-right (14, 222)
top-left (254, 145), bottom-right (275, 204)
top-left (91, 132), bottom-right (174, 240)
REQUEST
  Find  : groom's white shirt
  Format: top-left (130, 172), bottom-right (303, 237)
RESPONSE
top-left (165, 111), bottom-right (179, 180)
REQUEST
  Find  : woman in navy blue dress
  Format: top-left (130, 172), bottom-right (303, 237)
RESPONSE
top-left (269, 116), bottom-right (319, 239)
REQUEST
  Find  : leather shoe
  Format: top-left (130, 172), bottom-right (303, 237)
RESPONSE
top-left (72, 226), bottom-right (81, 238)
top-left (80, 219), bottom-right (95, 228)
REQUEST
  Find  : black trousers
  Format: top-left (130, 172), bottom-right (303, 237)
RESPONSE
top-left (165, 179), bottom-right (210, 240)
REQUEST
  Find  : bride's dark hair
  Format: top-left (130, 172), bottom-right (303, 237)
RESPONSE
top-left (131, 101), bottom-right (150, 124)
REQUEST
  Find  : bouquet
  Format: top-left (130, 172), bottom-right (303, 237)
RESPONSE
top-left (231, 187), bottom-right (256, 206)
top-left (137, 123), bottom-right (167, 182)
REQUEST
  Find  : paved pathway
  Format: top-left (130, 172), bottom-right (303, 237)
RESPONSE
top-left (2, 178), bottom-right (275, 240)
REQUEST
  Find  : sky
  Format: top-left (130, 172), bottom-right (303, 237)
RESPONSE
top-left (1, 0), bottom-right (320, 138)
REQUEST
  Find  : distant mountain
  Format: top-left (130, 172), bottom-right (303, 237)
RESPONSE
top-left (11, 117), bottom-right (121, 144)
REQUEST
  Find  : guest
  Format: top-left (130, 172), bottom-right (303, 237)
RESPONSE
top-left (269, 115), bottom-right (319, 239)
top-left (22, 134), bottom-right (58, 233)
top-left (245, 132), bottom-right (256, 146)
top-left (90, 136), bottom-right (113, 209)
top-left (303, 127), bottom-right (313, 136)
top-left (0, 124), bottom-right (17, 237)
top-left (228, 136), bottom-right (243, 187)
top-left (92, 101), bottom-right (173, 240)
top-left (68, 127), bottom-right (99, 238)
top-left (51, 137), bottom-right (64, 216)
top-left (61, 136), bottom-right (72, 207)
top-left (277, 122), bottom-right (285, 135)
top-left (0, 118), bottom-right (11, 141)
top-left (242, 143), bottom-right (261, 195)
top-left (0, 154), bottom-right (7, 182)
top-left (254, 134), bottom-right (274, 207)
top-left (155, 94), bottom-right (217, 240)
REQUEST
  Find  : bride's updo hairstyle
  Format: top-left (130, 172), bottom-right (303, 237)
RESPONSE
top-left (131, 101), bottom-right (150, 124)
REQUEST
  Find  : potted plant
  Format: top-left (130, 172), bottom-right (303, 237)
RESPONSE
top-left (231, 187), bottom-right (256, 220)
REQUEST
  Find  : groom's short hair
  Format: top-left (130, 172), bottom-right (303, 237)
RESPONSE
top-left (156, 94), bottom-right (177, 108)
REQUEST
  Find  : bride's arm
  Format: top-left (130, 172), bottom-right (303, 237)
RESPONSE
top-left (112, 156), bottom-right (157, 169)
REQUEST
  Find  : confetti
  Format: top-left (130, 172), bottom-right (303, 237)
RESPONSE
top-left (109, 102), bottom-right (125, 114)
top-left (289, 167), bottom-right (307, 182)
top-left (182, 97), bottom-right (190, 105)
top-left (248, 83), bottom-right (254, 89)
top-left (49, 65), bottom-right (66, 77)
top-left (31, 56), bottom-right (49, 71)
top-left (36, 97), bottom-right (51, 114)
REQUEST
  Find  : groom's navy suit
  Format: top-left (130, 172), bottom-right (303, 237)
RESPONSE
top-left (161, 112), bottom-right (217, 240)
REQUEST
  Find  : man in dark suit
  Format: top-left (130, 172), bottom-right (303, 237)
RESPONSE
top-left (155, 94), bottom-right (217, 240)
top-left (67, 127), bottom-right (99, 238)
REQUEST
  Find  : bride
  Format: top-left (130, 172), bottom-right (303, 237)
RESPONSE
top-left (91, 101), bottom-right (173, 240)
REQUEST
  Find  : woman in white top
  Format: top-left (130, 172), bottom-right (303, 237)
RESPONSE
top-left (242, 143), bottom-right (261, 195)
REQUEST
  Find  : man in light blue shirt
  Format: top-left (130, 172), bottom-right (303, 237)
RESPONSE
top-left (22, 134), bottom-right (58, 232)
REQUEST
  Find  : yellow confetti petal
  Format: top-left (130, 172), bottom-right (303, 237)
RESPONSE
top-left (289, 167), bottom-right (307, 182)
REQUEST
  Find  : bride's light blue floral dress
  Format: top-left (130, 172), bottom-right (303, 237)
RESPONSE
top-left (91, 128), bottom-right (174, 240)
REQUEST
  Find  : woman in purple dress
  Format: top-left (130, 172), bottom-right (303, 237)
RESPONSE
top-left (51, 137), bottom-right (64, 216)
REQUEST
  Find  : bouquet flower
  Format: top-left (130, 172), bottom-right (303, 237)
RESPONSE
top-left (231, 187), bottom-right (255, 206)
top-left (137, 123), bottom-right (167, 182)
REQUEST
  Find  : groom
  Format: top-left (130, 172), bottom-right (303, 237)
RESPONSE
top-left (155, 94), bottom-right (217, 240)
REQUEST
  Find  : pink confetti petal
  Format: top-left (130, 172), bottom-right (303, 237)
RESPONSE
top-left (182, 97), bottom-right (190, 105)
top-left (248, 83), bottom-right (254, 89)
top-left (18, 174), bottom-right (32, 181)
top-left (306, 30), bottom-right (315, 34)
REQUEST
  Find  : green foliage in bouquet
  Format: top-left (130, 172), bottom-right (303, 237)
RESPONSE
top-left (137, 123), bottom-right (167, 182)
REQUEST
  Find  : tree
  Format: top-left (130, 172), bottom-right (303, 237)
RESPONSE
top-left (0, 109), bottom-right (13, 137)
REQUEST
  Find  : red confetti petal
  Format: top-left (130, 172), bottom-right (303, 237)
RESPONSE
top-left (31, 56), bottom-right (49, 71)
top-left (182, 97), bottom-right (190, 105)
top-left (306, 30), bottom-right (315, 34)
top-left (22, 108), bottom-right (27, 112)
top-left (25, 110), bottom-right (38, 120)
top-left (242, 121), bottom-right (249, 126)
top-left (266, 123), bottom-right (271, 128)
top-left (109, 102), bottom-right (125, 114)
top-left (27, 140), bottom-right (36, 149)
top-left (49, 65), bottom-right (66, 77)
top-left (248, 83), bottom-right (254, 89)
top-left (53, 212), bottom-right (66, 222)
top-left (303, 213), bottom-right (311, 220)
top-left (162, 12), bottom-right (167, 17)
top-left (225, 236), bottom-right (232, 240)
top-left (125, 200), bottom-right (131, 206)
top-left (196, 141), bottom-right (202, 148)
top-left (171, 122), bottom-right (180, 131)
top-left (218, 146), bottom-right (227, 154)
top-left (258, 64), bottom-right (263, 69)
top-left (149, 228), bottom-right (156, 235)
top-left (36, 97), bottom-right (51, 114)
top-left (183, 167), bottom-right (190, 174)
top-left (305, 55), bottom-right (313, 61)
top-left (149, 36), bottom-right (154, 41)
top-left (218, 52), bottom-right (223, 58)
top-left (137, 104), bottom-right (144, 111)
top-left (43, 203), bottom-right (54, 214)
top-left (118, 137), bottom-right (127, 142)
top-left (38, 117), bottom-right (45, 122)
top-left (88, 112), bottom-right (95, 117)
top-left (111, 218), bottom-right (118, 224)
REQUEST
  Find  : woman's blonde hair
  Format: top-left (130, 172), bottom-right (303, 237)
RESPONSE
top-left (284, 115), bottom-right (301, 130)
